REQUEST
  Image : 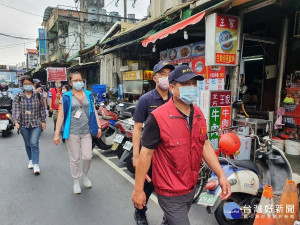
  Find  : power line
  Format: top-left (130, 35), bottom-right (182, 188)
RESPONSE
top-left (104, 0), bottom-right (116, 9)
top-left (0, 32), bottom-right (36, 41)
top-left (0, 2), bottom-right (43, 17)
top-left (0, 41), bottom-right (35, 49)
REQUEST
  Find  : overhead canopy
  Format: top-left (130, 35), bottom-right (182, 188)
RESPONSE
top-left (80, 40), bottom-right (99, 54)
top-left (142, 11), bottom-right (205, 47)
top-left (141, 0), bottom-right (239, 47)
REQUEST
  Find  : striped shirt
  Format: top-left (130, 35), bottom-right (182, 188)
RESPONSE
top-left (12, 91), bottom-right (46, 128)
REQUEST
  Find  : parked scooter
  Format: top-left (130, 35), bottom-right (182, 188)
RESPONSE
top-left (92, 118), bottom-right (115, 150)
top-left (119, 126), bottom-right (135, 174)
top-left (0, 109), bottom-right (14, 137)
top-left (112, 118), bottom-right (134, 159)
top-left (198, 127), bottom-right (293, 225)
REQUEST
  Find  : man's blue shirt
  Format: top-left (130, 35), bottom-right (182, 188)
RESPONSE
top-left (133, 88), bottom-right (172, 123)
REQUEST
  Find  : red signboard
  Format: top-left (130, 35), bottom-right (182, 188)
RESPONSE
top-left (215, 53), bottom-right (236, 65)
top-left (207, 65), bottom-right (225, 79)
top-left (47, 68), bottom-right (67, 82)
top-left (221, 106), bottom-right (231, 129)
top-left (216, 14), bottom-right (239, 29)
top-left (191, 57), bottom-right (207, 78)
top-left (210, 91), bottom-right (231, 107)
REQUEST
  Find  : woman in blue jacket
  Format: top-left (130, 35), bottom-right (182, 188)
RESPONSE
top-left (54, 71), bottom-right (101, 194)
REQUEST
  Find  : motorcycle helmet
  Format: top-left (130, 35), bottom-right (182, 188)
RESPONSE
top-left (0, 83), bottom-right (8, 91)
top-left (218, 132), bottom-right (241, 155)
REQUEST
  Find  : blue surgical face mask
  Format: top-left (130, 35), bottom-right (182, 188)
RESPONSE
top-left (23, 85), bottom-right (34, 92)
top-left (62, 89), bottom-right (66, 94)
top-left (173, 85), bottom-right (198, 105)
top-left (73, 81), bottom-right (84, 90)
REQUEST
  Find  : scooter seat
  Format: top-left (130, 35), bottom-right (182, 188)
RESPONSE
top-left (218, 158), bottom-right (259, 174)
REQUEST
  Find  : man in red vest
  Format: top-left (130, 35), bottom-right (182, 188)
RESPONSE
top-left (49, 81), bottom-right (62, 131)
top-left (132, 65), bottom-right (231, 225)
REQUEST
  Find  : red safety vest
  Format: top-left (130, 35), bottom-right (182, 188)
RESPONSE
top-left (50, 88), bottom-right (61, 110)
top-left (151, 99), bottom-right (207, 197)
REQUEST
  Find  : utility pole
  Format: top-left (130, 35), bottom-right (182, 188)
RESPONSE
top-left (124, 0), bottom-right (127, 22)
top-left (80, 0), bottom-right (85, 50)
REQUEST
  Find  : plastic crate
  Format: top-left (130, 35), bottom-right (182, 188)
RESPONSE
top-left (285, 104), bottom-right (300, 125)
top-left (92, 84), bottom-right (106, 93)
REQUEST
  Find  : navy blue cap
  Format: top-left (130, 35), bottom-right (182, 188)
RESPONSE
top-left (168, 65), bottom-right (204, 83)
top-left (153, 61), bottom-right (175, 74)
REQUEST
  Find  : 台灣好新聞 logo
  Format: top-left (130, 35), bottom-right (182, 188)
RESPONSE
top-left (223, 202), bottom-right (242, 220)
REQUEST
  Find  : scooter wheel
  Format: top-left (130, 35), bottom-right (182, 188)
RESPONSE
top-left (126, 153), bottom-right (135, 174)
top-left (214, 194), bottom-right (253, 225)
top-left (2, 131), bottom-right (8, 137)
top-left (116, 145), bottom-right (124, 159)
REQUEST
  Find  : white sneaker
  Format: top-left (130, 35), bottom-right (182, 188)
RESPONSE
top-left (82, 176), bottom-right (92, 188)
top-left (73, 182), bottom-right (81, 194)
top-left (28, 160), bottom-right (33, 169)
top-left (33, 164), bottom-right (40, 174)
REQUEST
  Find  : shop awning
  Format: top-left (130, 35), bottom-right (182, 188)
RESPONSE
top-left (142, 11), bottom-right (205, 47)
top-left (80, 40), bottom-right (99, 54)
top-left (141, 0), bottom-right (242, 47)
top-left (68, 61), bottom-right (99, 71)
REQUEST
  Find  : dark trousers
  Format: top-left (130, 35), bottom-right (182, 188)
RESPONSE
top-left (157, 188), bottom-right (196, 225)
top-left (136, 167), bottom-right (154, 215)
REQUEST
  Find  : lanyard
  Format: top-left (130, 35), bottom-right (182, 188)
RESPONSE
top-left (73, 91), bottom-right (84, 108)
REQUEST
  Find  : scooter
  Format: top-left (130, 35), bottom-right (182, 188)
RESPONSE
top-left (0, 109), bottom-right (14, 137)
top-left (119, 127), bottom-right (135, 174)
top-left (198, 128), bottom-right (293, 225)
top-left (92, 118), bottom-right (115, 150)
top-left (112, 118), bottom-right (135, 159)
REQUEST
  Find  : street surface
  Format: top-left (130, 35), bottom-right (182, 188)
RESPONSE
top-left (0, 117), bottom-right (218, 225)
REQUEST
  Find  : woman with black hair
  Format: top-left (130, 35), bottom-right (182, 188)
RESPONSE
top-left (12, 75), bottom-right (46, 175)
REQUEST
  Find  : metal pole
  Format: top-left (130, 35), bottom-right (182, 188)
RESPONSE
top-left (275, 16), bottom-right (288, 112)
top-left (231, 13), bottom-right (244, 120)
top-left (124, 0), bottom-right (127, 22)
top-left (80, 0), bottom-right (85, 50)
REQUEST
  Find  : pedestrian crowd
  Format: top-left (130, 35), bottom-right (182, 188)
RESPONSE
top-left (7, 63), bottom-right (231, 225)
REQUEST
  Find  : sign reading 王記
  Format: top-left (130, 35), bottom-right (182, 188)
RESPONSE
top-left (205, 13), bottom-right (240, 66)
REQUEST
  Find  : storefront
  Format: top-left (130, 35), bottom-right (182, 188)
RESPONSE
top-left (99, 0), bottom-right (300, 149)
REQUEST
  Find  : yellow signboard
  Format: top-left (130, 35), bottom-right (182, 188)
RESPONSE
top-left (143, 70), bottom-right (154, 80)
top-left (122, 70), bottom-right (154, 80)
top-left (122, 71), bottom-right (143, 80)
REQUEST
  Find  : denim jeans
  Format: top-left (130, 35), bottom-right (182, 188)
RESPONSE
top-left (20, 126), bottom-right (42, 165)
